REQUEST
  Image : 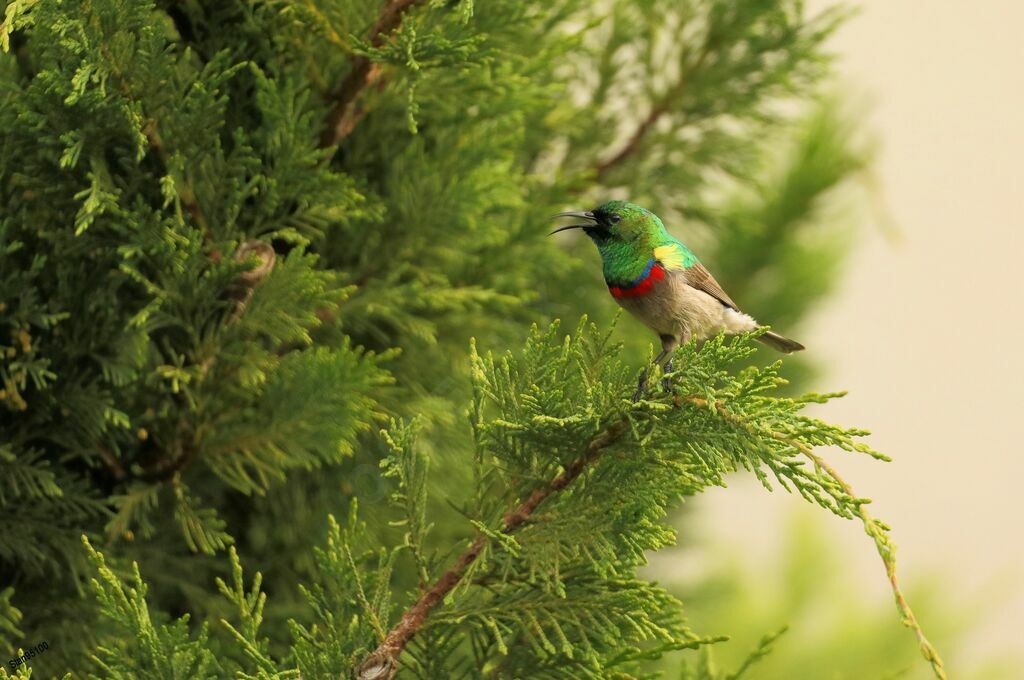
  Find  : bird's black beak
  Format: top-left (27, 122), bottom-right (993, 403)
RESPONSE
top-left (549, 211), bottom-right (597, 235)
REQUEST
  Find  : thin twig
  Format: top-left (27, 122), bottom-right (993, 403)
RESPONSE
top-left (684, 396), bottom-right (948, 680)
top-left (97, 444), bottom-right (127, 481)
top-left (319, 0), bottom-right (428, 148)
top-left (355, 419), bottom-right (629, 680)
top-left (594, 44), bottom-right (713, 181)
top-left (594, 99), bottom-right (673, 181)
top-left (799, 447), bottom-right (947, 680)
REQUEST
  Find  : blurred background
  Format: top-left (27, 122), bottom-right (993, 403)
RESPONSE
top-left (674, 0), bottom-right (1024, 674)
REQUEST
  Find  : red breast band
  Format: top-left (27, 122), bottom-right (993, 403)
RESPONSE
top-left (608, 262), bottom-right (666, 298)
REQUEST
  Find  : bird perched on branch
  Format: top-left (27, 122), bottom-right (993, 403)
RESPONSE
top-left (551, 200), bottom-right (804, 400)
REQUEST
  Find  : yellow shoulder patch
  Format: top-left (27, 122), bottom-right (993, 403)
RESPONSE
top-left (653, 244), bottom-right (689, 271)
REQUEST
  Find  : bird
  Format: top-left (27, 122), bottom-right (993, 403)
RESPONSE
top-left (551, 200), bottom-right (804, 400)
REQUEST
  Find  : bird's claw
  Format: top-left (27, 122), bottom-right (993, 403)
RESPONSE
top-left (633, 353), bottom-right (681, 402)
top-left (634, 367), bottom-right (676, 402)
top-left (632, 371), bottom-right (649, 402)
top-left (660, 358), bottom-right (674, 394)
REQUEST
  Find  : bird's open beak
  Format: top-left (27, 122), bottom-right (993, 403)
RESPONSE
top-left (549, 211), bottom-right (597, 235)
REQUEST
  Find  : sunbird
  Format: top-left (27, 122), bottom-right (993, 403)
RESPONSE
top-left (551, 200), bottom-right (804, 399)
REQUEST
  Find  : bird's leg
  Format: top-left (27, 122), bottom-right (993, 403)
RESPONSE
top-left (633, 349), bottom-right (667, 402)
top-left (658, 335), bottom-right (681, 393)
top-left (633, 335), bottom-right (680, 401)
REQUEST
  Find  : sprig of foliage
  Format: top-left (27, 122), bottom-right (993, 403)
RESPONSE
top-left (71, 320), bottom-right (943, 679)
top-left (82, 536), bottom-right (221, 679)
top-left (0, 586), bottom-right (23, 650)
top-left (360, 318), bottom-right (943, 677)
top-left (682, 627), bottom-right (789, 680)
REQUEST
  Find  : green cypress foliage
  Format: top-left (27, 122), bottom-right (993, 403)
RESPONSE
top-left (0, 0), bottom-right (944, 677)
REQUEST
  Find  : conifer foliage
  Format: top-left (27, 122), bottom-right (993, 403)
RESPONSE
top-left (0, 0), bottom-right (943, 677)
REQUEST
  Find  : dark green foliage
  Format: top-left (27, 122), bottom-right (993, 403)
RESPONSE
top-left (0, 0), bottom-right (940, 677)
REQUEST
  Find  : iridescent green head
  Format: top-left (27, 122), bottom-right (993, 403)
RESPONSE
top-left (551, 200), bottom-right (676, 281)
top-left (550, 200), bottom-right (668, 245)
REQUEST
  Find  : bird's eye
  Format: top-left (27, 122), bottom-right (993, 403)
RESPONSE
top-left (609, 214), bottom-right (622, 224)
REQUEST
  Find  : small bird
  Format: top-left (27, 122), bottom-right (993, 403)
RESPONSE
top-left (551, 200), bottom-right (804, 399)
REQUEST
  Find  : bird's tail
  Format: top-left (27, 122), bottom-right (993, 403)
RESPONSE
top-left (756, 329), bottom-right (805, 354)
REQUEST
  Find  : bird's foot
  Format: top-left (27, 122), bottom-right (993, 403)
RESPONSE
top-left (632, 370), bottom-right (649, 402)
top-left (660, 358), bottom-right (674, 393)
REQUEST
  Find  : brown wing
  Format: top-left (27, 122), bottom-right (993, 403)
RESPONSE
top-left (682, 263), bottom-right (739, 310)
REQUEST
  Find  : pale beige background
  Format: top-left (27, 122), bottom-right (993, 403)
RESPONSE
top-left (697, 0), bottom-right (1024, 665)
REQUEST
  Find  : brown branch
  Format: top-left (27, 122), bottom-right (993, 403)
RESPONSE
top-left (684, 396), bottom-right (948, 680)
top-left (593, 45), bottom-right (714, 182)
top-left (355, 418), bottom-right (629, 680)
top-left (319, 0), bottom-right (428, 149)
top-left (594, 100), bottom-right (672, 181)
top-left (97, 444), bottom-right (127, 481)
top-left (356, 387), bottom-right (945, 680)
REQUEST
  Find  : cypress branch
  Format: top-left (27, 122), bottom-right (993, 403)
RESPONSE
top-left (684, 395), bottom-right (947, 680)
top-left (357, 418), bottom-right (630, 680)
top-left (320, 0), bottom-right (428, 148)
top-left (351, 323), bottom-right (946, 679)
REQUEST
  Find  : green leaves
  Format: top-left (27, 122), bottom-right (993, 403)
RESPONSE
top-left (0, 446), bottom-right (107, 577)
top-left (215, 547), bottom-right (284, 678)
top-left (469, 317), bottom-right (630, 486)
top-left (291, 507), bottom-right (396, 679)
top-left (82, 536), bottom-right (221, 679)
top-left (381, 418), bottom-right (433, 584)
top-left (0, 0), bottom-right (39, 54)
top-left (440, 575), bottom-right (709, 678)
top-left (648, 331), bottom-right (887, 519)
top-left (69, 317), bottom-right (940, 678)
top-left (173, 485), bottom-right (233, 555)
top-left (201, 343), bottom-right (389, 494)
top-left (352, 319), bottom-right (915, 677)
top-left (450, 319), bottom-right (919, 676)
top-left (463, 318), bottom-right (883, 608)
top-left (0, 586), bottom-right (24, 651)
